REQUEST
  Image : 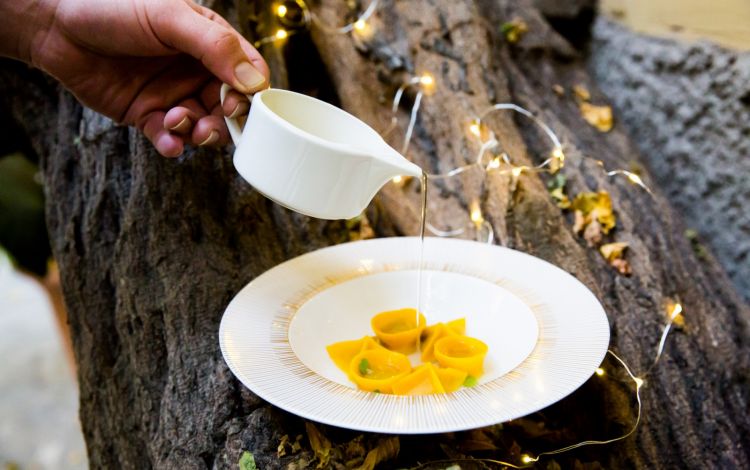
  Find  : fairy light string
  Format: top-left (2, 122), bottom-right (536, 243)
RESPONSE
top-left (379, 74), bottom-right (680, 467)
top-left (249, 2), bottom-right (685, 467)
top-left (253, 0), bottom-right (379, 47)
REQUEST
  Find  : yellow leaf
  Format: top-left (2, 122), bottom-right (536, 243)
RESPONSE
top-left (573, 84), bottom-right (591, 101)
top-left (277, 434), bottom-right (289, 457)
top-left (305, 422), bottom-right (331, 469)
top-left (571, 192), bottom-right (598, 214)
top-left (599, 242), bottom-right (629, 262)
top-left (573, 210), bottom-right (587, 234)
top-left (549, 187), bottom-right (571, 209)
top-left (500, 18), bottom-right (528, 43)
top-left (355, 437), bottom-right (399, 470)
top-left (600, 242), bottom-right (631, 275)
top-left (572, 191), bottom-right (616, 234)
top-left (579, 102), bottom-right (613, 132)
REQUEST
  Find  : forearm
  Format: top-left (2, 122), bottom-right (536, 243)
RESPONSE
top-left (0, 0), bottom-right (58, 64)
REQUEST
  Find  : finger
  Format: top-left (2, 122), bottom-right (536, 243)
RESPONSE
top-left (196, 5), bottom-right (271, 81)
top-left (141, 111), bottom-right (185, 157)
top-left (122, 57), bottom-right (211, 126)
top-left (191, 114), bottom-right (229, 147)
top-left (163, 98), bottom-right (207, 134)
top-left (199, 80), bottom-right (222, 110)
top-left (222, 89), bottom-right (250, 118)
top-left (164, 108), bottom-right (197, 134)
top-left (152, 2), bottom-right (270, 94)
top-left (199, 80), bottom-right (249, 119)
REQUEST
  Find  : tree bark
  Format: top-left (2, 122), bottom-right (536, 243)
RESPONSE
top-left (1, 0), bottom-right (749, 468)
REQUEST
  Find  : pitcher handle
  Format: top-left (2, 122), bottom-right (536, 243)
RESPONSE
top-left (220, 83), bottom-right (247, 145)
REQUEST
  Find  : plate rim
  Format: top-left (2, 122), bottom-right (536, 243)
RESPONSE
top-left (219, 237), bottom-right (610, 434)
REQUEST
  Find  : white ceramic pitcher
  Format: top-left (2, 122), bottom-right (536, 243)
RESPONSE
top-left (220, 85), bottom-right (422, 220)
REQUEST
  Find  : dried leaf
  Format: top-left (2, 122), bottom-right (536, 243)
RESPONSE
top-left (347, 213), bottom-right (375, 241)
top-left (500, 18), bottom-right (528, 43)
top-left (600, 242), bottom-right (631, 275)
top-left (344, 434), bottom-right (367, 461)
top-left (306, 422), bottom-right (332, 469)
top-left (355, 437), bottom-right (399, 470)
top-left (292, 435), bottom-right (303, 454)
top-left (572, 191), bottom-right (616, 234)
top-left (440, 443), bottom-right (465, 460)
top-left (600, 242), bottom-right (629, 262)
top-left (611, 258), bottom-right (632, 275)
top-left (239, 451), bottom-right (258, 470)
top-left (573, 210), bottom-right (587, 234)
top-left (546, 460), bottom-right (562, 470)
top-left (583, 218), bottom-right (603, 246)
top-left (507, 418), bottom-right (551, 439)
top-left (278, 434), bottom-right (290, 457)
top-left (573, 460), bottom-right (605, 470)
top-left (573, 84), bottom-right (591, 101)
top-left (549, 187), bottom-right (571, 209)
top-left (579, 102), bottom-right (613, 132)
top-left (458, 429), bottom-right (499, 452)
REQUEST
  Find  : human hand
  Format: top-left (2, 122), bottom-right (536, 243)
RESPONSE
top-left (23, 0), bottom-right (269, 157)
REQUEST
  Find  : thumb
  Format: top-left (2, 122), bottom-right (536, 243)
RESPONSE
top-left (152, 2), bottom-right (269, 94)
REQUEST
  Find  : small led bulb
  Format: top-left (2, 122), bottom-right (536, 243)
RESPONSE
top-left (275, 29), bottom-right (288, 40)
top-left (469, 120), bottom-right (481, 137)
top-left (419, 73), bottom-right (434, 87)
top-left (470, 201), bottom-right (483, 225)
top-left (354, 19), bottom-right (367, 31)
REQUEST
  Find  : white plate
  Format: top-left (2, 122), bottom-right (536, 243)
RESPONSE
top-left (220, 237), bottom-right (610, 434)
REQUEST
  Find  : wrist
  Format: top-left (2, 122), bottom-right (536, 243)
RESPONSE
top-left (0, 0), bottom-right (59, 65)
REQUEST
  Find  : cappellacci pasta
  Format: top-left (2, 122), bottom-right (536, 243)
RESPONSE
top-left (325, 308), bottom-right (488, 395)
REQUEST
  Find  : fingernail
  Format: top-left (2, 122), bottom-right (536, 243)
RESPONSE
top-left (169, 116), bottom-right (190, 132)
top-left (234, 62), bottom-right (266, 92)
top-left (199, 130), bottom-right (219, 147)
top-left (228, 101), bottom-right (249, 119)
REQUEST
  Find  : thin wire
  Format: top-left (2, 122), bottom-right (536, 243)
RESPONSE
top-left (381, 78), bottom-right (423, 140)
top-left (645, 303), bottom-right (682, 375)
top-left (310, 0), bottom-right (379, 34)
top-left (606, 170), bottom-right (654, 195)
top-left (479, 220), bottom-right (495, 244)
top-left (426, 222), bottom-right (465, 237)
top-left (407, 350), bottom-right (644, 469)
top-left (523, 350), bottom-right (642, 465)
top-left (478, 103), bottom-right (563, 150)
top-left (402, 91), bottom-right (424, 155)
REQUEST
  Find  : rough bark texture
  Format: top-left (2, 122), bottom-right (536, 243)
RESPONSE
top-left (590, 18), bottom-right (750, 302)
top-left (1, 0), bottom-right (750, 468)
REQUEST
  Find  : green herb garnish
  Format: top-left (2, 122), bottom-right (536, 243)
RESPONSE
top-left (359, 358), bottom-right (370, 376)
top-left (463, 375), bottom-right (478, 387)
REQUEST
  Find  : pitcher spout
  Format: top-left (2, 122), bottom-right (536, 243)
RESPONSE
top-left (373, 144), bottom-right (423, 178)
